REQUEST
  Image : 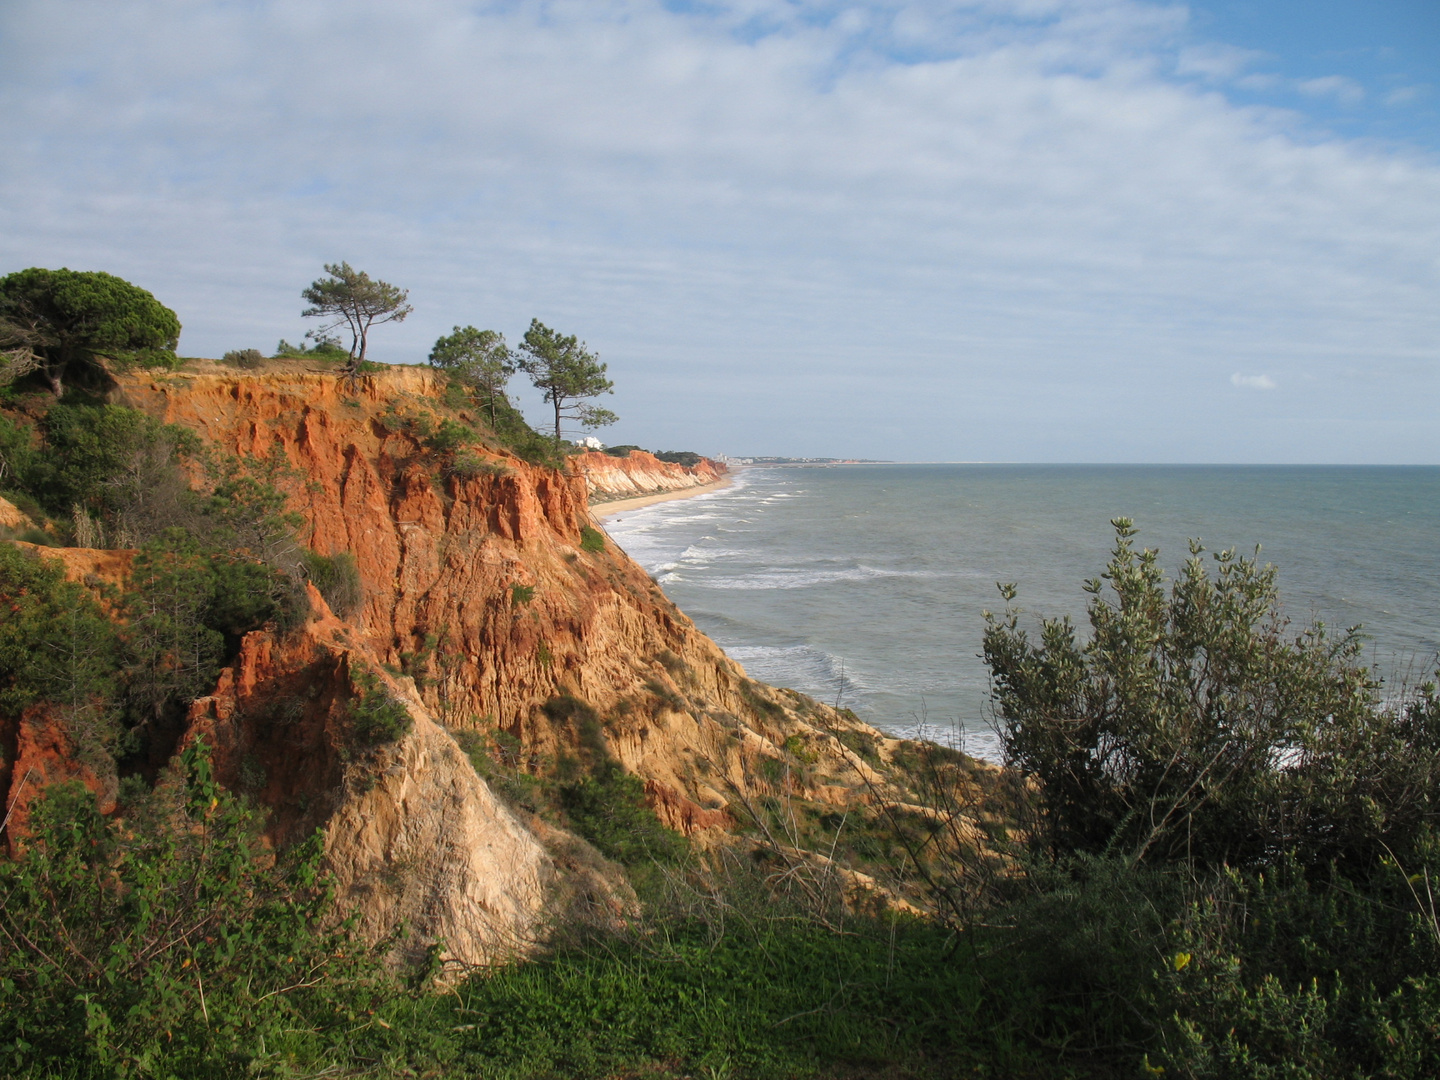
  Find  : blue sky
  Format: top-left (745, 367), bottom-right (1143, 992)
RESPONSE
top-left (1, 1), bottom-right (1436, 462)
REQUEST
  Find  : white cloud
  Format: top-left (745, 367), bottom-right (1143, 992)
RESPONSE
top-left (1175, 43), bottom-right (1267, 82)
top-left (0, 0), bottom-right (1435, 462)
top-left (1231, 373), bottom-right (1278, 391)
top-left (1296, 75), bottom-right (1365, 106)
top-left (1385, 85), bottom-right (1426, 107)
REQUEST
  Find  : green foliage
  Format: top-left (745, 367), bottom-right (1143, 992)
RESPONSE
top-left (301, 262), bottom-right (412, 381)
top-left (0, 267), bottom-right (181, 395)
top-left (602, 444), bottom-right (642, 457)
top-left (983, 518), bottom-right (1432, 875)
top-left (653, 450), bottom-right (703, 467)
top-left (578, 524), bottom-right (605, 553)
top-left (833, 724), bottom-right (881, 765)
top-left (448, 447), bottom-right (508, 479)
top-left (424, 416), bottom-right (476, 454)
top-left (0, 412), bottom-right (36, 491)
top-left (219, 347), bottom-right (264, 368)
top-left (535, 695), bottom-right (689, 866)
top-left (273, 332), bottom-right (348, 359)
top-left (428, 325), bottom-right (516, 426)
top-left (516, 319), bottom-right (617, 444)
top-left (895, 520), bottom-right (1440, 1078)
top-left (0, 544), bottom-right (119, 714)
top-left (348, 666), bottom-right (412, 744)
top-left (302, 548), bottom-right (364, 617)
top-left (122, 534), bottom-right (227, 723)
top-left (561, 766), bottom-right (689, 866)
top-left (27, 402), bottom-right (199, 528)
top-left (510, 582), bottom-right (535, 606)
top-left (486, 393), bottom-right (565, 466)
top-left (0, 742), bottom-right (399, 1079)
top-left (442, 883), bottom-right (979, 1079)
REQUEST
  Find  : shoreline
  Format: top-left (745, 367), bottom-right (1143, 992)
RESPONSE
top-left (591, 476), bottom-right (734, 518)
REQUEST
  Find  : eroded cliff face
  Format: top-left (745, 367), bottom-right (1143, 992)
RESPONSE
top-left (576, 449), bottom-right (726, 500)
top-left (1, 362), bottom-right (934, 964)
top-left (113, 365), bottom-right (889, 833)
top-left (182, 588), bottom-right (562, 967)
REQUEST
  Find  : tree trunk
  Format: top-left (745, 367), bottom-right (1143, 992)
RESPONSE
top-left (43, 358), bottom-right (63, 398)
top-left (553, 397), bottom-right (563, 444)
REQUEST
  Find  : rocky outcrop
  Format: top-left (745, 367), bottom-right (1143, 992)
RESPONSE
top-left (182, 588), bottom-right (558, 967)
top-left (0, 496), bottom-right (33, 531)
top-left (112, 366), bottom-right (885, 836)
top-left (2, 363), bottom-right (930, 961)
top-left (576, 449), bottom-right (727, 501)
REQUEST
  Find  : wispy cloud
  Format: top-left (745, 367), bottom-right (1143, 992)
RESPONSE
top-left (1297, 74), bottom-right (1366, 105)
top-left (1231, 373), bottom-right (1278, 391)
top-left (0, 1), bottom-right (1435, 462)
top-left (1385, 85), bottom-right (1427, 107)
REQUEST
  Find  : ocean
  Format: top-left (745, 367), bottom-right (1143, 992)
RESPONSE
top-left (600, 465), bottom-right (1440, 761)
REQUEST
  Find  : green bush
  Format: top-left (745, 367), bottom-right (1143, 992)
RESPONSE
top-left (485, 393), bottom-right (566, 468)
top-left (579, 525), bottom-right (605, 553)
top-left (0, 543), bottom-right (119, 715)
top-left (273, 333), bottom-right (347, 359)
top-left (26, 402), bottom-right (199, 529)
top-left (349, 666), bottom-right (412, 744)
top-left (653, 450), bottom-right (702, 467)
top-left (560, 766), bottom-right (688, 866)
top-left (984, 518), bottom-right (1436, 875)
top-left (0, 742), bottom-right (398, 1079)
top-left (935, 520), bottom-right (1440, 1077)
top-left (424, 416), bottom-right (476, 454)
top-left (302, 548), bottom-right (364, 617)
top-left (220, 347), bottom-right (264, 368)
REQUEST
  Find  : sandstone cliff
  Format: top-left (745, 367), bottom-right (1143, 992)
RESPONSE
top-left (111, 365), bottom-right (889, 824)
top-left (1, 361), bottom-right (957, 965)
top-left (576, 449), bottom-right (727, 502)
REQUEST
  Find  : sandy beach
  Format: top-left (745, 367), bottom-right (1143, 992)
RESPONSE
top-left (592, 476), bottom-right (734, 519)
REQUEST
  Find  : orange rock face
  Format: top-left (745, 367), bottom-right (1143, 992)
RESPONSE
top-left (2, 367), bottom-right (897, 861)
top-left (575, 449), bottom-right (726, 499)
top-left (1, 703), bottom-right (117, 855)
top-left (107, 366), bottom-right (881, 835)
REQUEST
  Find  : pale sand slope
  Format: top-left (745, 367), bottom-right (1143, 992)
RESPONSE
top-left (592, 476), bottom-right (733, 519)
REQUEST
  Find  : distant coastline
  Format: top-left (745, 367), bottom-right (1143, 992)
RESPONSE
top-left (592, 476), bottom-right (734, 518)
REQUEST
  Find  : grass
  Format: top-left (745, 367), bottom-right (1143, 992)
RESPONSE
top-left (430, 908), bottom-right (986, 1079)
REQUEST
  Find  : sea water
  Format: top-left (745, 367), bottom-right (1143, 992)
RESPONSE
top-left (601, 465), bottom-right (1440, 761)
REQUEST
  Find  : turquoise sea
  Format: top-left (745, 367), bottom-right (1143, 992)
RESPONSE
top-left (601, 465), bottom-right (1440, 761)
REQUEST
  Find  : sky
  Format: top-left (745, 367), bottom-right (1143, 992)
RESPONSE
top-left (1, 0), bottom-right (1436, 463)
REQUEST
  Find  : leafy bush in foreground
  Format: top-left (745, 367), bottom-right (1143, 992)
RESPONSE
top-left (985, 518), bottom-right (1440, 875)
top-left (962, 519), bottom-right (1440, 1077)
top-left (0, 742), bottom-right (396, 1079)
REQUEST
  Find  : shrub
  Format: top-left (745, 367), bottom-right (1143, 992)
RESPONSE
top-left (0, 742), bottom-right (398, 1078)
top-left (560, 766), bottom-right (689, 866)
top-left (447, 448), bottom-right (503, 479)
top-left (302, 548), bottom-right (364, 617)
top-left (603, 444), bottom-right (642, 457)
top-left (425, 416), bottom-right (476, 453)
top-left (511, 582), bottom-right (535, 606)
top-left (579, 525), bottom-right (605, 553)
top-left (0, 543), bottom-right (119, 714)
top-left (983, 518), bottom-right (1435, 875)
top-left (349, 666), bottom-right (412, 744)
top-left (27, 402), bottom-right (200, 531)
top-left (221, 347), bottom-right (265, 368)
top-left (653, 450), bottom-right (702, 467)
top-left (274, 333), bottom-right (348, 359)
